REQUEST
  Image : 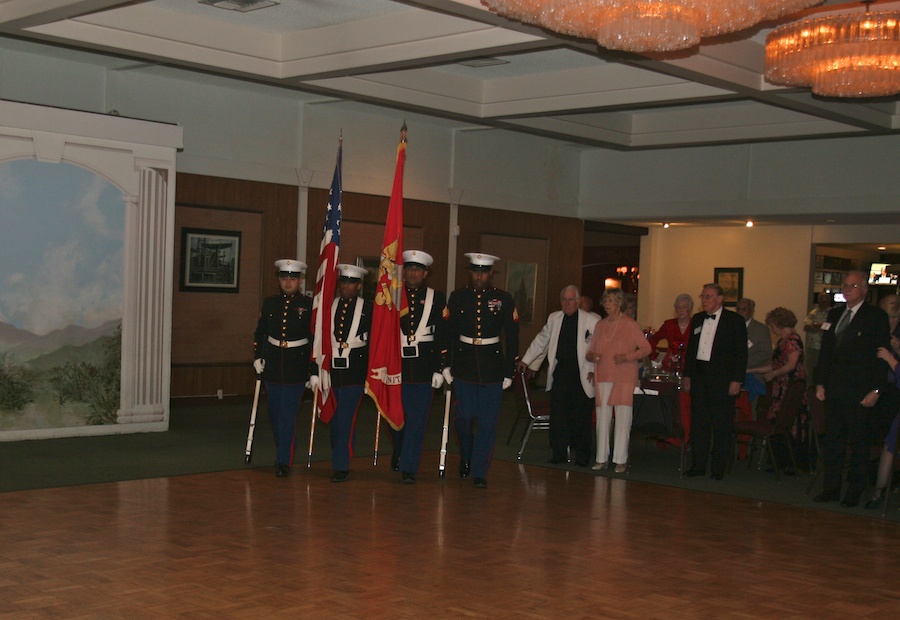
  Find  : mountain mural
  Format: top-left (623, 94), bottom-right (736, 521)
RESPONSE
top-left (0, 319), bottom-right (121, 363)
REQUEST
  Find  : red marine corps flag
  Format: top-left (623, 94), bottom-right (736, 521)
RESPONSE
top-left (311, 137), bottom-right (342, 424)
top-left (365, 125), bottom-right (407, 431)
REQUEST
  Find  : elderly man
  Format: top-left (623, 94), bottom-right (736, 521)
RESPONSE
top-left (814, 270), bottom-right (890, 507)
top-left (444, 252), bottom-right (519, 489)
top-left (735, 298), bottom-right (773, 390)
top-left (518, 285), bottom-right (599, 466)
top-left (683, 283), bottom-right (748, 480)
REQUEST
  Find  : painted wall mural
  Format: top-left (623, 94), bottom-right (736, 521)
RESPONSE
top-left (0, 159), bottom-right (124, 430)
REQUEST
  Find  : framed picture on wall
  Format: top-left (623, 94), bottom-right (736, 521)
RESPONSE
top-left (507, 261), bottom-right (537, 323)
top-left (713, 267), bottom-right (743, 307)
top-left (180, 228), bottom-right (241, 293)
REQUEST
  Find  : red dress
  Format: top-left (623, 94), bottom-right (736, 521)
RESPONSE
top-left (648, 318), bottom-right (690, 373)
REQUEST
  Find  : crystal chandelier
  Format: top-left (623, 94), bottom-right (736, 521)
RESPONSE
top-left (765, 2), bottom-right (900, 97)
top-left (480, 0), bottom-right (819, 53)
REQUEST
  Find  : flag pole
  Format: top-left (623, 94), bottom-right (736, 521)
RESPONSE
top-left (308, 385), bottom-right (319, 468)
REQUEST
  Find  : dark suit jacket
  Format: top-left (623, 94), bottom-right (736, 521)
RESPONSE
top-left (816, 302), bottom-right (890, 401)
top-left (684, 308), bottom-right (748, 394)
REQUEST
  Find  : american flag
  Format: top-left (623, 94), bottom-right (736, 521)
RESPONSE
top-left (311, 139), bottom-right (342, 423)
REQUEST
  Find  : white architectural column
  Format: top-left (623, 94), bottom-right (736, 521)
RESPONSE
top-left (296, 168), bottom-right (315, 294)
top-left (447, 188), bottom-right (463, 289)
top-left (117, 167), bottom-right (172, 425)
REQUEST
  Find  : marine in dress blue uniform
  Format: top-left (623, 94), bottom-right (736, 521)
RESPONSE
top-left (445, 253), bottom-right (519, 488)
top-left (387, 250), bottom-right (449, 483)
top-left (253, 259), bottom-right (313, 477)
top-left (314, 264), bottom-right (372, 483)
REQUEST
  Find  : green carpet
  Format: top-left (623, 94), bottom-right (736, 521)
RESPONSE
top-left (1, 392), bottom-right (897, 521)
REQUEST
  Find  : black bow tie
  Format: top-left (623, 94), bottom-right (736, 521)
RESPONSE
top-left (705, 313), bottom-right (716, 320)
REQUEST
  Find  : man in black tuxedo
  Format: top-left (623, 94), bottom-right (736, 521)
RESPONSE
top-left (814, 270), bottom-right (890, 507)
top-left (683, 283), bottom-right (748, 480)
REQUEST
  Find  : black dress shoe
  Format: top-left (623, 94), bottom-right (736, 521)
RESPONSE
top-left (813, 491), bottom-right (839, 503)
top-left (330, 470), bottom-right (349, 483)
top-left (865, 494), bottom-right (885, 510)
top-left (473, 478), bottom-right (488, 488)
top-left (840, 497), bottom-right (860, 508)
top-left (547, 458), bottom-right (566, 465)
top-left (459, 461), bottom-right (471, 479)
top-left (275, 464), bottom-right (290, 478)
top-left (710, 473), bottom-right (724, 481)
top-left (391, 453), bottom-right (400, 472)
top-left (401, 472), bottom-right (416, 484)
top-left (684, 468), bottom-right (706, 477)
top-left (575, 460), bottom-right (590, 468)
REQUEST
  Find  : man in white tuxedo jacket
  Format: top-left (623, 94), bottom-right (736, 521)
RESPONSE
top-left (518, 285), bottom-right (599, 466)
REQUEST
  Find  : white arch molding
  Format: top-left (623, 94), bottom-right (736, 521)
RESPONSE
top-left (0, 100), bottom-right (183, 440)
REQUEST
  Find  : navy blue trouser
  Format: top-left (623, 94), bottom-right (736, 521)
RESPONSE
top-left (265, 382), bottom-right (305, 467)
top-left (329, 384), bottom-right (365, 471)
top-left (454, 379), bottom-right (503, 479)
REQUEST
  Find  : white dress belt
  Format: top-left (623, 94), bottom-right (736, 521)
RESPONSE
top-left (402, 334), bottom-right (435, 344)
top-left (459, 335), bottom-right (500, 345)
top-left (267, 336), bottom-right (310, 349)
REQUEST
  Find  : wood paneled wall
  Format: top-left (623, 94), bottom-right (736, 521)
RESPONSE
top-left (171, 173), bottom-right (299, 398)
top-left (169, 177), bottom-right (585, 397)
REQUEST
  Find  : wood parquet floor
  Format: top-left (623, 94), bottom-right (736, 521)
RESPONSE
top-left (1, 456), bottom-right (898, 619)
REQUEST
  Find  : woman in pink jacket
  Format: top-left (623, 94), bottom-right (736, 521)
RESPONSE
top-left (587, 288), bottom-right (652, 473)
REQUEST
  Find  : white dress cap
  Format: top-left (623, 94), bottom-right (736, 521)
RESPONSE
top-left (402, 250), bottom-right (433, 268)
top-left (464, 252), bottom-right (500, 267)
top-left (337, 264), bottom-right (368, 280)
top-left (274, 259), bottom-right (307, 274)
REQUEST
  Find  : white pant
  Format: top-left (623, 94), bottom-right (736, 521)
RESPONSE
top-left (595, 382), bottom-right (633, 466)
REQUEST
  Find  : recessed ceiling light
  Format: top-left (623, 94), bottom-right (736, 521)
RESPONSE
top-left (878, 246), bottom-right (887, 251)
top-left (663, 222), bottom-right (669, 229)
top-left (745, 220), bottom-right (754, 228)
top-left (457, 57), bottom-right (510, 68)
top-left (199, 0), bottom-right (279, 13)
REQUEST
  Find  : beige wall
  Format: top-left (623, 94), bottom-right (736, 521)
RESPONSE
top-left (638, 226), bottom-right (814, 346)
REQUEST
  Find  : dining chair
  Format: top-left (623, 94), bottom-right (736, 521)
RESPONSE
top-left (733, 380), bottom-right (805, 481)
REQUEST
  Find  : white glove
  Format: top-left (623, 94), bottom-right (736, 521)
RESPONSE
top-left (308, 374), bottom-right (320, 391)
top-left (253, 358), bottom-right (265, 375)
top-left (502, 377), bottom-right (513, 390)
top-left (431, 372), bottom-right (444, 390)
top-left (442, 367), bottom-right (454, 385)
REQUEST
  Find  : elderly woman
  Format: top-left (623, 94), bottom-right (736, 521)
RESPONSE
top-left (748, 307), bottom-right (806, 422)
top-left (648, 293), bottom-right (693, 373)
top-left (586, 288), bottom-right (652, 473)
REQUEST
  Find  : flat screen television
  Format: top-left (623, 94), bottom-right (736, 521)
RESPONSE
top-left (868, 262), bottom-right (898, 285)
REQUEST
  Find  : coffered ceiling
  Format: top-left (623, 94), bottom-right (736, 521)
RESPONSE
top-left (2, 0), bottom-right (898, 151)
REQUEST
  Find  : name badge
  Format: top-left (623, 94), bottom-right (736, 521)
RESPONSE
top-left (747, 339), bottom-right (754, 348)
top-left (693, 326), bottom-right (702, 335)
top-left (822, 322), bottom-right (832, 331)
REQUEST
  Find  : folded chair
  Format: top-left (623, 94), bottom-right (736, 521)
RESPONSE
top-left (804, 387), bottom-right (827, 496)
top-left (513, 370), bottom-right (551, 461)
